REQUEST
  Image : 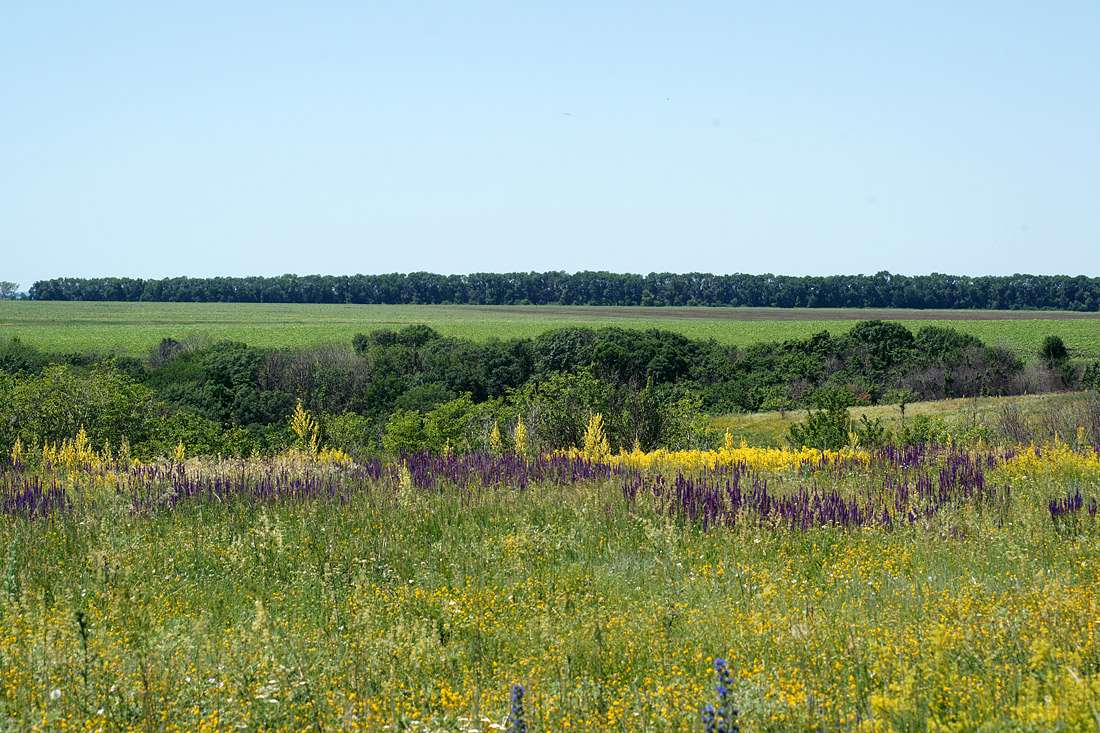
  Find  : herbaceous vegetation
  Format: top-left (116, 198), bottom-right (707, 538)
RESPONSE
top-left (5, 427), bottom-right (1100, 729)
top-left (6, 313), bottom-right (1100, 729)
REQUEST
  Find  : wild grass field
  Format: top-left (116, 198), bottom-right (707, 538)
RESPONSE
top-left (714, 391), bottom-right (1100, 448)
top-left (3, 301), bottom-right (1100, 359)
top-left (4, 422), bottom-right (1100, 731)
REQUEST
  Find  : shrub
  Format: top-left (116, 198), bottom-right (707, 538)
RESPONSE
top-left (787, 389), bottom-right (853, 450)
top-left (1041, 334), bottom-right (1069, 363)
top-left (0, 364), bottom-right (157, 455)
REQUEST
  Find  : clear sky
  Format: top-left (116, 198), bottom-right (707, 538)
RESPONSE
top-left (3, 2), bottom-right (1099, 290)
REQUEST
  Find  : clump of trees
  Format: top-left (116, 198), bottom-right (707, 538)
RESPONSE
top-left (0, 281), bottom-right (20, 300)
top-left (0, 321), bottom-right (1089, 460)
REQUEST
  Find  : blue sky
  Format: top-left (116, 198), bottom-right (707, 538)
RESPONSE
top-left (3, 2), bottom-right (1098, 290)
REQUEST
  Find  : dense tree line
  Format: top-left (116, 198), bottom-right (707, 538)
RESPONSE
top-left (3, 321), bottom-right (1092, 460)
top-left (28, 271), bottom-right (1100, 310)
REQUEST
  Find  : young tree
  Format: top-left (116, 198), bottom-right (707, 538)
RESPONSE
top-left (1040, 335), bottom-right (1069, 363)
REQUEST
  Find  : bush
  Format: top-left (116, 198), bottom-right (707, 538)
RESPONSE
top-left (0, 364), bottom-right (157, 455)
top-left (1040, 335), bottom-right (1069, 363)
top-left (381, 394), bottom-right (477, 455)
top-left (0, 337), bottom-right (53, 375)
top-left (787, 388), bottom-right (854, 450)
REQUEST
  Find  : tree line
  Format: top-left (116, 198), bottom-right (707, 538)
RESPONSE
top-left (26, 271), bottom-right (1100, 310)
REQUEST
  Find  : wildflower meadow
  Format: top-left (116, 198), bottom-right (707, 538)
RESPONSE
top-left (3, 424), bottom-right (1100, 731)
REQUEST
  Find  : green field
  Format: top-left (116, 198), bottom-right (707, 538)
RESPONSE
top-left (2, 301), bottom-right (1100, 359)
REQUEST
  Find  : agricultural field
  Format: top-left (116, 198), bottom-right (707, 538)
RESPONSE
top-left (3, 301), bottom-right (1100, 359)
top-left (3, 430), bottom-right (1100, 730)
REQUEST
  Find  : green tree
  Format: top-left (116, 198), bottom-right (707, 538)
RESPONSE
top-left (1040, 335), bottom-right (1069, 363)
top-left (0, 363), bottom-right (157, 454)
top-left (787, 387), bottom-right (854, 450)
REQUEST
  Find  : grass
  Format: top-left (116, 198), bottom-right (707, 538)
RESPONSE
top-left (3, 439), bottom-right (1100, 731)
top-left (714, 391), bottom-right (1099, 448)
top-left (3, 301), bottom-right (1100, 358)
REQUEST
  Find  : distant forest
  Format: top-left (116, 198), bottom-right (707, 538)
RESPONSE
top-left (27, 271), bottom-right (1100, 311)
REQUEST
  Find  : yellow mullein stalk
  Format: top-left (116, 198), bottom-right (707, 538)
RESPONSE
top-left (397, 461), bottom-right (415, 508)
top-left (10, 436), bottom-right (23, 464)
top-left (722, 429), bottom-right (736, 454)
top-left (513, 416), bottom-right (529, 457)
top-left (174, 440), bottom-right (186, 462)
top-left (582, 412), bottom-right (610, 460)
top-left (290, 399), bottom-right (320, 455)
top-left (489, 420), bottom-right (503, 454)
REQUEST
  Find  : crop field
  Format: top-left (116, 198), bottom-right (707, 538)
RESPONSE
top-left (3, 301), bottom-right (1100, 359)
top-left (4, 436), bottom-right (1100, 730)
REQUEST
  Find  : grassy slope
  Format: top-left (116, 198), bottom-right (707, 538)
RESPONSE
top-left (714, 391), bottom-right (1096, 447)
top-left (3, 301), bottom-right (1100, 359)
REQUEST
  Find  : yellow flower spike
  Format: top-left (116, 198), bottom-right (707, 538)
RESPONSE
top-left (290, 398), bottom-right (320, 455)
top-left (513, 416), bottom-right (529, 457)
top-left (582, 412), bottom-right (610, 460)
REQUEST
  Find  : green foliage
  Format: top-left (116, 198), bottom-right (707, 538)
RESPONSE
top-left (202, 341), bottom-right (260, 390)
top-left (353, 325), bottom-right (443, 354)
top-left (883, 388), bottom-right (920, 417)
top-left (0, 363), bottom-right (157, 454)
top-left (394, 382), bottom-right (457, 413)
top-left (28, 270), bottom-right (1100, 311)
top-left (840, 319), bottom-right (916, 372)
top-left (1041, 334), bottom-right (1069, 363)
top-left (148, 410), bottom-right (289, 459)
top-left (381, 394), bottom-right (477, 455)
top-left (423, 394), bottom-right (477, 452)
top-left (1082, 362), bottom-right (1100, 392)
top-left (380, 409), bottom-right (427, 455)
top-left (896, 415), bottom-right (952, 447)
top-left (512, 368), bottom-right (613, 452)
top-left (0, 303), bottom-right (1091, 458)
top-left (914, 325), bottom-right (983, 366)
top-left (854, 413), bottom-right (888, 449)
top-left (0, 337), bottom-right (53, 375)
top-left (787, 388), bottom-right (855, 450)
top-left (321, 411), bottom-right (377, 455)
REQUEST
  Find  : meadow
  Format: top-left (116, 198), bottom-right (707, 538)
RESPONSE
top-left (4, 429), bottom-right (1100, 731)
top-left (3, 301), bottom-right (1100, 359)
top-left (6, 303), bottom-right (1100, 730)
